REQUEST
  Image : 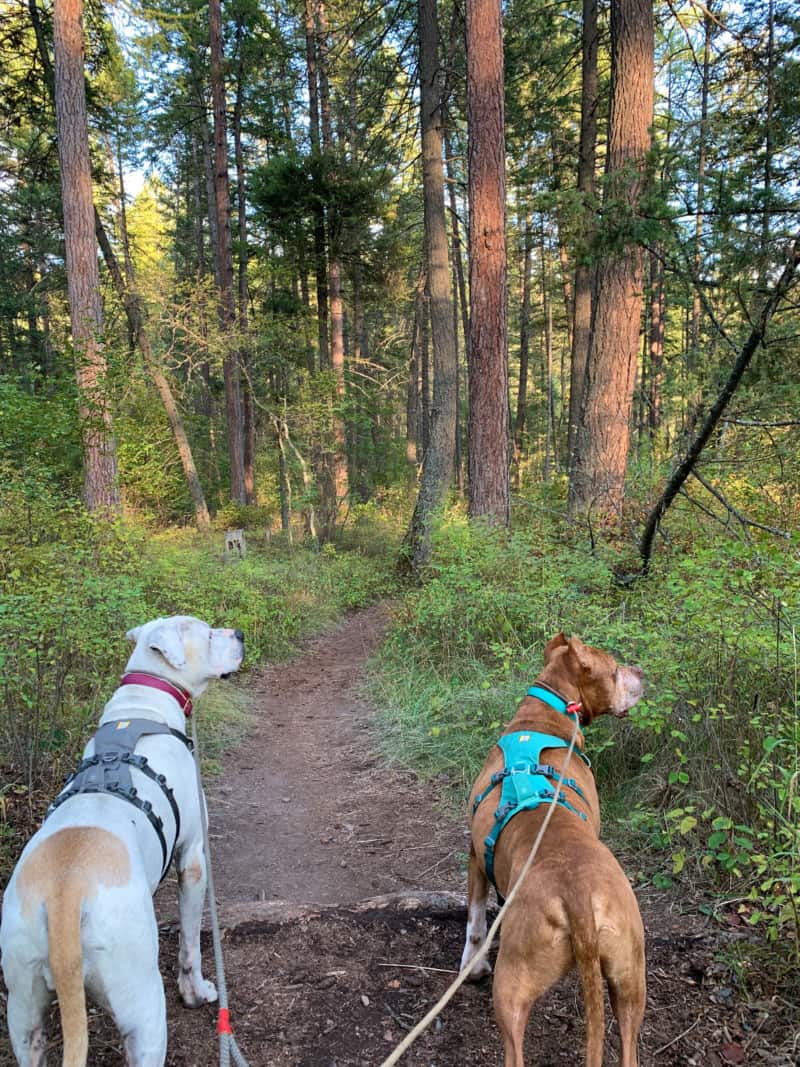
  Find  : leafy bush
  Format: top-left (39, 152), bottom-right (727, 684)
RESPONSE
top-left (0, 477), bottom-right (397, 794)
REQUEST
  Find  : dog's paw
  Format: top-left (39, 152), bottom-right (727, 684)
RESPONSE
top-left (460, 953), bottom-right (492, 982)
top-left (179, 971), bottom-right (218, 1008)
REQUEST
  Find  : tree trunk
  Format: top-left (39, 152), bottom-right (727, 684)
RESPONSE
top-left (317, 0), bottom-right (349, 536)
top-left (648, 246), bottom-right (665, 435)
top-left (466, 0), bottom-right (509, 524)
top-left (512, 215), bottom-right (533, 488)
top-left (197, 97), bottom-right (221, 288)
top-left (406, 268), bottom-right (426, 466)
top-left (401, 0), bottom-right (458, 573)
top-left (94, 210), bottom-right (211, 530)
top-left (567, 0), bottom-right (598, 473)
top-left (690, 4), bottom-right (712, 365)
top-left (304, 0), bottom-right (329, 369)
top-left (540, 223), bottom-right (555, 480)
top-left (444, 130), bottom-right (468, 495)
top-left (569, 0), bottom-right (653, 518)
top-left (760, 0), bottom-right (775, 270)
top-left (551, 132), bottom-right (574, 357)
top-left (420, 281), bottom-right (431, 454)
top-left (209, 0), bottom-right (246, 504)
top-left (639, 232), bottom-right (800, 572)
top-left (233, 16), bottom-right (255, 505)
top-left (52, 0), bottom-right (120, 513)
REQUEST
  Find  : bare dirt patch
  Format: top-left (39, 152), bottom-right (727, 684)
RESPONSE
top-left (1, 606), bottom-right (795, 1065)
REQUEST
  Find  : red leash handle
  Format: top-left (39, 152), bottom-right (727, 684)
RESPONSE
top-left (217, 1008), bottom-right (233, 1035)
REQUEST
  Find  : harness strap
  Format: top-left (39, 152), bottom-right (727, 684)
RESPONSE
top-left (471, 764), bottom-right (587, 817)
top-left (48, 783), bottom-right (172, 877)
top-left (473, 729), bottom-right (591, 899)
top-left (46, 719), bottom-right (192, 882)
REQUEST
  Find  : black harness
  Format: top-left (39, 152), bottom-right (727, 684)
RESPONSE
top-left (47, 718), bottom-right (193, 882)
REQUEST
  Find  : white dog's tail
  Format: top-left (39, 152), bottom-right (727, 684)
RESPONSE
top-left (48, 883), bottom-right (89, 1067)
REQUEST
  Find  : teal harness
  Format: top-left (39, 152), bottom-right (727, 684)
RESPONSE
top-left (472, 685), bottom-right (591, 900)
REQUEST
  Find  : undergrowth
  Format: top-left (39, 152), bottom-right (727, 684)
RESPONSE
top-left (370, 495), bottom-right (800, 953)
top-left (0, 477), bottom-right (398, 803)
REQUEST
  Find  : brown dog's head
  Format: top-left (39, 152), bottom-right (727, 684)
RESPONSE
top-left (541, 633), bottom-right (643, 725)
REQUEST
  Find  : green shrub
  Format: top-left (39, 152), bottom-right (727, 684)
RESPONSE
top-left (0, 477), bottom-right (397, 794)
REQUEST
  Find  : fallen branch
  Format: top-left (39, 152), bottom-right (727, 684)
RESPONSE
top-left (639, 230), bottom-right (800, 573)
top-left (690, 469), bottom-right (790, 540)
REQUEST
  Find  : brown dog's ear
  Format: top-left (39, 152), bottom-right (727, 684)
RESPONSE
top-left (543, 632), bottom-right (568, 664)
top-left (565, 635), bottom-right (592, 674)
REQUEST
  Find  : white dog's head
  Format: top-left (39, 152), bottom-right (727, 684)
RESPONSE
top-left (125, 616), bottom-right (245, 697)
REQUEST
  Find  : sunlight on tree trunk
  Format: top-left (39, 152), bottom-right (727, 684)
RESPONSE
top-left (400, 0), bottom-right (458, 574)
top-left (569, 0), bottom-right (654, 520)
top-left (52, 0), bottom-right (119, 514)
top-left (466, 0), bottom-right (509, 525)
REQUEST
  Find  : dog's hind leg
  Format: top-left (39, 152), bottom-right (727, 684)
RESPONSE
top-left (459, 843), bottom-right (492, 979)
top-left (604, 904), bottom-right (646, 1067)
top-left (117, 982), bottom-right (167, 1067)
top-left (492, 945), bottom-right (549, 1067)
top-left (6, 970), bottom-right (50, 1067)
top-left (493, 924), bottom-right (572, 1067)
top-left (607, 962), bottom-right (645, 1067)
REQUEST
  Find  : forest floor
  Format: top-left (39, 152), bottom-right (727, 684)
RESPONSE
top-left (1, 604), bottom-right (796, 1066)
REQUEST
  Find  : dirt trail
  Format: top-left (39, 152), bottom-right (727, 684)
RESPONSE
top-left (1, 605), bottom-right (794, 1066)
top-left (203, 604), bottom-right (464, 907)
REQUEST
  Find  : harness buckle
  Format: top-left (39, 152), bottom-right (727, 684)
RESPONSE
top-left (495, 800), bottom-right (517, 821)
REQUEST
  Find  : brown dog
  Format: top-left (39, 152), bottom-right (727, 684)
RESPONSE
top-left (460, 633), bottom-right (646, 1067)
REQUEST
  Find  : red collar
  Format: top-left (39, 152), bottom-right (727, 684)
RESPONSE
top-left (119, 672), bottom-right (193, 718)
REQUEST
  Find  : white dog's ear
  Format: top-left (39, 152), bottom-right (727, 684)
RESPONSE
top-left (147, 624), bottom-right (188, 670)
top-left (126, 625), bottom-right (143, 644)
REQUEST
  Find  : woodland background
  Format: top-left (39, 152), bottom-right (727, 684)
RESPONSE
top-left (1, 0), bottom-right (799, 989)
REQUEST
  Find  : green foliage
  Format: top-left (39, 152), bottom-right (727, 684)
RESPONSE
top-left (370, 500), bottom-right (800, 944)
top-left (0, 377), bottom-right (83, 488)
top-left (0, 475), bottom-right (397, 794)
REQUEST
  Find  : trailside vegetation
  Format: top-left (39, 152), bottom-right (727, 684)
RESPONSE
top-left (1, 0), bottom-right (798, 979)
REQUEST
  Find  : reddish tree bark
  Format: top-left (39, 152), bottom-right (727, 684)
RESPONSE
top-left (569, 0), bottom-right (654, 517)
top-left (466, 0), bottom-right (509, 524)
top-left (53, 0), bottom-right (120, 513)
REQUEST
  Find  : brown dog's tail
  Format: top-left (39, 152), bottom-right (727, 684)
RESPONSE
top-left (47, 884), bottom-right (89, 1067)
top-left (571, 913), bottom-right (605, 1067)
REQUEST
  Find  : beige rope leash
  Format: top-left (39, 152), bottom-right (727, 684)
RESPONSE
top-left (190, 712), bottom-right (252, 1067)
top-left (378, 712), bottom-right (582, 1067)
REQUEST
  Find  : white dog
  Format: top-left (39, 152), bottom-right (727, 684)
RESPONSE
top-left (0, 616), bottom-right (244, 1067)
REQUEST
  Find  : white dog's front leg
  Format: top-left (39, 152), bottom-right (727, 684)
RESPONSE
top-left (460, 844), bottom-right (492, 979)
top-left (176, 841), bottom-right (218, 1007)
